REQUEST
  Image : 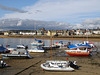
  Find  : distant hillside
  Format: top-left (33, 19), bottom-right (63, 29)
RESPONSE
top-left (0, 18), bottom-right (71, 30)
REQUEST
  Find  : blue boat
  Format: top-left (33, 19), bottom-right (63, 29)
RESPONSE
top-left (0, 45), bottom-right (9, 53)
top-left (68, 44), bottom-right (91, 49)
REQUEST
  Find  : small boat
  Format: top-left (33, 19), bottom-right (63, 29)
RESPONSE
top-left (0, 44), bottom-right (9, 53)
top-left (28, 46), bottom-right (45, 53)
top-left (1, 49), bottom-right (32, 59)
top-left (7, 45), bottom-right (27, 53)
top-left (31, 39), bottom-right (44, 46)
top-left (41, 60), bottom-right (75, 71)
top-left (16, 44), bottom-right (25, 49)
top-left (54, 41), bottom-right (63, 47)
top-left (65, 48), bottom-right (90, 56)
top-left (42, 45), bottom-right (60, 50)
top-left (54, 41), bottom-right (67, 48)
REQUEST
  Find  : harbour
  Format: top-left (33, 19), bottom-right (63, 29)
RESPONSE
top-left (0, 38), bottom-right (100, 75)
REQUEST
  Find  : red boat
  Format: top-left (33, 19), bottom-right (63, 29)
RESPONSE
top-left (65, 48), bottom-right (90, 56)
top-left (66, 51), bottom-right (90, 56)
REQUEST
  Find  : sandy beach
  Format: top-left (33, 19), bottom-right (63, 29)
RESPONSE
top-left (0, 48), bottom-right (100, 75)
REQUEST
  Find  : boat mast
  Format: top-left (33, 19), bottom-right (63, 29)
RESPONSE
top-left (51, 31), bottom-right (52, 60)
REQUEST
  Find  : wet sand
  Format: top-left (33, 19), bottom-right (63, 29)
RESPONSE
top-left (0, 48), bottom-right (100, 75)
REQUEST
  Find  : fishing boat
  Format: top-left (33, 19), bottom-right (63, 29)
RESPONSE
top-left (65, 48), bottom-right (90, 56)
top-left (41, 60), bottom-right (75, 71)
top-left (31, 39), bottom-right (44, 46)
top-left (1, 49), bottom-right (32, 59)
top-left (28, 46), bottom-right (45, 53)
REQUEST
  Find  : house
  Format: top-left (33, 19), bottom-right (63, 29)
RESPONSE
top-left (92, 28), bottom-right (100, 34)
top-left (37, 28), bottom-right (46, 35)
top-left (75, 29), bottom-right (83, 35)
top-left (68, 30), bottom-right (76, 35)
top-left (19, 31), bottom-right (36, 35)
top-left (4, 32), bottom-right (10, 35)
top-left (11, 32), bottom-right (18, 35)
top-left (84, 29), bottom-right (92, 35)
top-left (56, 30), bottom-right (64, 36)
top-left (47, 30), bottom-right (57, 36)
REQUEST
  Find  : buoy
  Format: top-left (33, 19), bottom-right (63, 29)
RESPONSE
top-left (66, 57), bottom-right (68, 60)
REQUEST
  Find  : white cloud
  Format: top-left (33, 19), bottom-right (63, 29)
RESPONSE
top-left (81, 18), bottom-right (100, 29)
top-left (1, 0), bottom-right (100, 23)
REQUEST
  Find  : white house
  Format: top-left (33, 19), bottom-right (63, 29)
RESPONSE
top-left (19, 32), bottom-right (36, 35)
top-left (93, 30), bottom-right (100, 34)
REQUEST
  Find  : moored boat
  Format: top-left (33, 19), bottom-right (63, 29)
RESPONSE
top-left (42, 45), bottom-right (60, 50)
top-left (76, 41), bottom-right (95, 48)
top-left (1, 49), bottom-right (32, 59)
top-left (31, 39), bottom-right (44, 46)
top-left (28, 46), bottom-right (45, 53)
top-left (68, 44), bottom-right (91, 50)
top-left (16, 44), bottom-right (25, 49)
top-left (41, 60), bottom-right (75, 71)
top-left (65, 48), bottom-right (90, 56)
top-left (54, 41), bottom-right (66, 48)
top-left (0, 44), bottom-right (9, 53)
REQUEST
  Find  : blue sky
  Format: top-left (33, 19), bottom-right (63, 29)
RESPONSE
top-left (0, 0), bottom-right (38, 17)
top-left (0, 0), bottom-right (100, 24)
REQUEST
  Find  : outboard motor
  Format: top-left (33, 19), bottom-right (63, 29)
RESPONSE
top-left (69, 61), bottom-right (79, 69)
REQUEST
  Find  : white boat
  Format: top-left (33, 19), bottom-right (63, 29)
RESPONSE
top-left (54, 41), bottom-right (67, 48)
top-left (16, 44), bottom-right (25, 49)
top-left (31, 39), bottom-right (44, 46)
top-left (7, 48), bottom-right (16, 52)
top-left (1, 49), bottom-right (32, 59)
top-left (28, 46), bottom-right (45, 53)
top-left (41, 37), bottom-right (78, 72)
top-left (41, 60), bottom-right (74, 71)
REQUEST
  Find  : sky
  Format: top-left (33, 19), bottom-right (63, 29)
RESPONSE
top-left (0, 0), bottom-right (100, 25)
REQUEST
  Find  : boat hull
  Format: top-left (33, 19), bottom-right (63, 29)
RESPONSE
top-left (28, 50), bottom-right (44, 53)
top-left (41, 64), bottom-right (74, 71)
top-left (1, 54), bottom-right (32, 59)
top-left (66, 52), bottom-right (89, 56)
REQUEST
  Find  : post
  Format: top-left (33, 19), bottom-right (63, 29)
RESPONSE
top-left (51, 32), bottom-right (52, 60)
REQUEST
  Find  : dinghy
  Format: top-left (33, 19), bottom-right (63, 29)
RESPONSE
top-left (41, 60), bottom-right (74, 71)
